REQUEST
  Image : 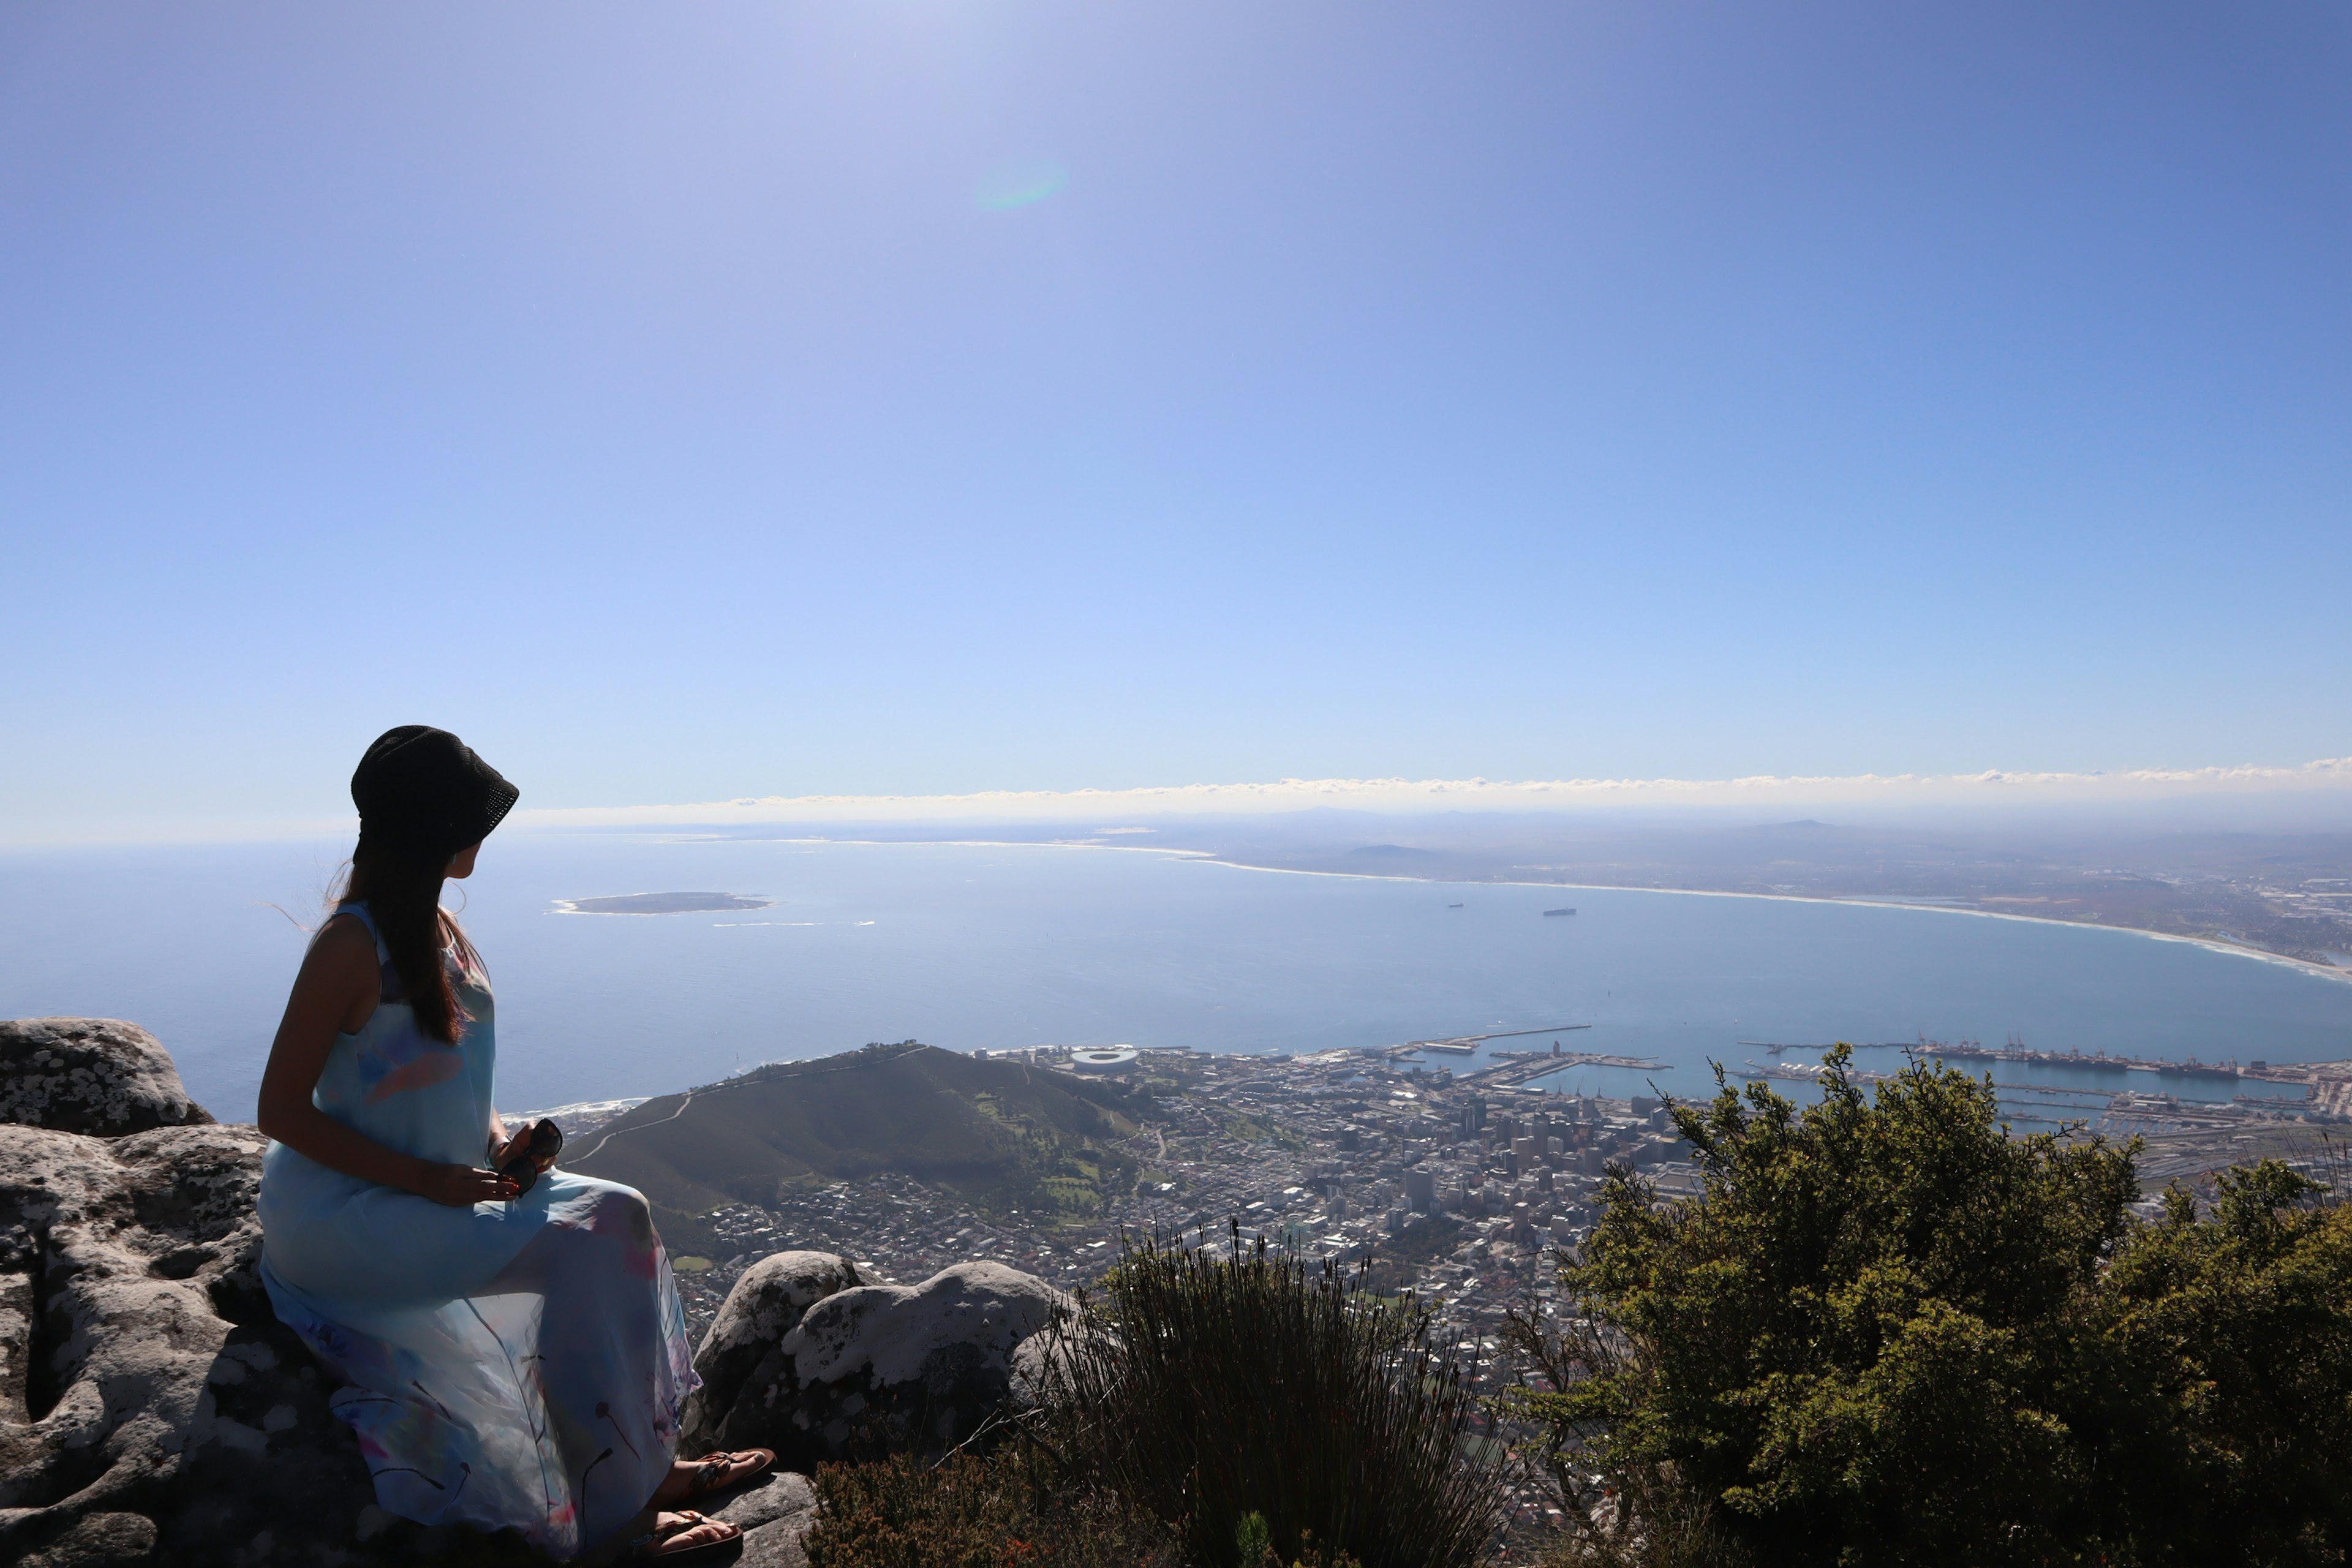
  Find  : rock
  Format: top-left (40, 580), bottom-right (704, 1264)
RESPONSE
top-left (0, 1022), bottom-right (536, 1568)
top-left (0, 1020), bottom-right (213, 1138)
top-left (680, 1250), bottom-right (868, 1457)
top-left (0, 1118), bottom-right (404, 1567)
top-left (575, 1468), bottom-right (818, 1568)
top-left (738, 1511), bottom-right (816, 1568)
top-left (652, 1469), bottom-right (816, 1568)
top-left (15, 1511), bottom-right (158, 1568)
top-left (710, 1469), bottom-right (817, 1534)
top-left (683, 1257), bottom-right (1069, 1469)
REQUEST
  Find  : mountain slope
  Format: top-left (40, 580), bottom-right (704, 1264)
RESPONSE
top-left (565, 1042), bottom-right (1147, 1256)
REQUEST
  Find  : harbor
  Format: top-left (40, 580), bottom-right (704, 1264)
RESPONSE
top-left (1741, 1033), bottom-right (2290, 1084)
top-left (1389, 1023), bottom-right (1593, 1058)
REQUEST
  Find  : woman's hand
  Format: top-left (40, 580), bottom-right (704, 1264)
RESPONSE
top-left (491, 1126), bottom-right (559, 1175)
top-left (417, 1163), bottom-right (521, 1207)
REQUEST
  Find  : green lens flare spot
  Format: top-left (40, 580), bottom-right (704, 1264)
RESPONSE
top-left (976, 160), bottom-right (1067, 211)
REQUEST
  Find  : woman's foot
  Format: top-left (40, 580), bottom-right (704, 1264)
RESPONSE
top-left (633, 1510), bottom-right (741, 1559)
top-left (592, 1509), bottom-right (744, 1563)
top-left (650, 1449), bottom-right (775, 1509)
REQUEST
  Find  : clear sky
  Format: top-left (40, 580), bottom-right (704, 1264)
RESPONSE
top-left (4, 2), bottom-right (2347, 840)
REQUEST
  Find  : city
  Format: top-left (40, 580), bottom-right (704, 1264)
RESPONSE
top-left (650, 1040), bottom-right (1703, 1349)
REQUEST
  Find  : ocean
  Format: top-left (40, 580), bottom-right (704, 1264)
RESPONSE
top-left (4, 831), bottom-right (2349, 1124)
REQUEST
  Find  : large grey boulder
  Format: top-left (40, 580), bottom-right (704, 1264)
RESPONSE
top-left (680, 1250), bottom-right (869, 1457)
top-left (0, 1119), bottom-right (407, 1567)
top-left (682, 1257), bottom-right (1069, 1468)
top-left (0, 1022), bottom-right (534, 1567)
top-left (0, 1020), bottom-right (212, 1137)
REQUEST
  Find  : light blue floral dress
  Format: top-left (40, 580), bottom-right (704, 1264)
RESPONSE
top-left (259, 902), bottom-right (699, 1559)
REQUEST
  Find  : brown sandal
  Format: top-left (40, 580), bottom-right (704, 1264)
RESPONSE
top-left (687, 1447), bottom-right (775, 1499)
top-left (625, 1509), bottom-right (742, 1561)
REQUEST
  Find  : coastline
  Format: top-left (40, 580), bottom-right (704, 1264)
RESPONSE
top-left (1150, 848), bottom-right (2352, 987)
top-left (693, 832), bottom-right (2352, 987)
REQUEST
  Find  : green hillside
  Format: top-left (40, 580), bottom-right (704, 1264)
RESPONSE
top-left (565, 1042), bottom-right (1147, 1257)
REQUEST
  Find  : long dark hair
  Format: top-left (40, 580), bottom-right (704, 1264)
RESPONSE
top-left (338, 840), bottom-right (484, 1045)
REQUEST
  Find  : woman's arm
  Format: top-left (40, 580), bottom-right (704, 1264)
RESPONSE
top-left (257, 914), bottom-right (518, 1207)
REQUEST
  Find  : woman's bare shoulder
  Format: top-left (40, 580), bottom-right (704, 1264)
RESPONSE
top-left (274, 910), bottom-right (384, 1046)
top-left (305, 912), bottom-right (380, 978)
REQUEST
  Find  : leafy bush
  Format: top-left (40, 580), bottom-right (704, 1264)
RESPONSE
top-left (1041, 1230), bottom-right (1501, 1568)
top-left (1510, 1048), bottom-right (2352, 1567)
top-left (2098, 1161), bottom-right (2352, 1564)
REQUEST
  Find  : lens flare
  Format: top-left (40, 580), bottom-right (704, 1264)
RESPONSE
top-left (976, 160), bottom-right (1067, 211)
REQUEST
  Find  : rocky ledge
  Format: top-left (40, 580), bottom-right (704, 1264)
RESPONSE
top-left (0, 1020), bottom-right (213, 1138)
top-left (0, 1020), bottom-right (1068, 1567)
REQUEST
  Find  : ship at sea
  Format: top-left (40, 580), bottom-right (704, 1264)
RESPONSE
top-left (1544, 907), bottom-right (1577, 917)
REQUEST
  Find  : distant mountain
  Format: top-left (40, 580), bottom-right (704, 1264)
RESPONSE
top-left (565, 1042), bottom-right (1146, 1259)
top-left (1347, 844), bottom-right (1444, 859)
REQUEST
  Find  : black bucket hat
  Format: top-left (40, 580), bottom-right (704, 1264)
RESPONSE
top-left (351, 725), bottom-right (519, 864)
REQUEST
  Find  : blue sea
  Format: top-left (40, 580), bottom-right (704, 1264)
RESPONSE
top-left (4, 832), bottom-right (2349, 1125)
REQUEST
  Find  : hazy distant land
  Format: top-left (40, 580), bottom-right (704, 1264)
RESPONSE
top-left (681, 815), bottom-right (2352, 971)
top-left (1200, 820), bottom-right (2352, 971)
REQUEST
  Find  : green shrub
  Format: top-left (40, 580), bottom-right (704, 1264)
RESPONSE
top-left (1041, 1231), bottom-right (1500, 1568)
top-left (1229, 1509), bottom-right (1363, 1568)
top-left (2098, 1161), bottom-right (2352, 1565)
top-left (1235, 1512), bottom-right (1273, 1568)
top-left (1508, 1049), bottom-right (2352, 1567)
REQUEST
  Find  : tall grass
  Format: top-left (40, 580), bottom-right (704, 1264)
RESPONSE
top-left (1039, 1229), bottom-right (1500, 1568)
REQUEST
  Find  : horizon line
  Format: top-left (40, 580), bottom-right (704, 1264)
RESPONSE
top-left (512, 756), bottom-right (2352, 829)
top-left (9, 756), bottom-right (2349, 849)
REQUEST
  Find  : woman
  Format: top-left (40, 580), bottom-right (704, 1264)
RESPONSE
top-left (257, 726), bottom-right (769, 1561)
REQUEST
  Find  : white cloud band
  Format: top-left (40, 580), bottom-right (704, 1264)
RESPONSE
top-left (513, 757), bottom-right (2352, 827)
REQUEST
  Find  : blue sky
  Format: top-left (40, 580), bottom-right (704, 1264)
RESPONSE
top-left (3, 1), bottom-right (2347, 840)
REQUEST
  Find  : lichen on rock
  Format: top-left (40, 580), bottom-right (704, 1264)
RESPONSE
top-left (684, 1256), bottom-right (1070, 1469)
top-left (0, 1019), bottom-right (529, 1567)
top-left (0, 1020), bottom-right (213, 1137)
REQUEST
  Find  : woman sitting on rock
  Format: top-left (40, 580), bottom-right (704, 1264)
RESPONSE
top-left (256, 726), bottom-right (770, 1562)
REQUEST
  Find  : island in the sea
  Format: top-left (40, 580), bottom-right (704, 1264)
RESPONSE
top-left (554, 891), bottom-right (774, 915)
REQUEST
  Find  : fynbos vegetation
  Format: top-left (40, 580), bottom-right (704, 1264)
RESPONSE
top-left (806, 1446), bottom-right (1182, 1568)
top-left (1044, 1231), bottom-right (1501, 1568)
top-left (803, 1229), bottom-right (1501, 1568)
top-left (1507, 1048), bottom-right (2352, 1567)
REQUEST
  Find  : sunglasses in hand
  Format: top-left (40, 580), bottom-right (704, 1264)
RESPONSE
top-left (496, 1118), bottom-right (565, 1198)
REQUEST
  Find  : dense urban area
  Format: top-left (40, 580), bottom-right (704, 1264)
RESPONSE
top-left (521, 1029), bottom-right (2348, 1545)
top-left (548, 1042), bottom-right (1680, 1349)
top-left (542, 1035), bottom-right (2351, 1365)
